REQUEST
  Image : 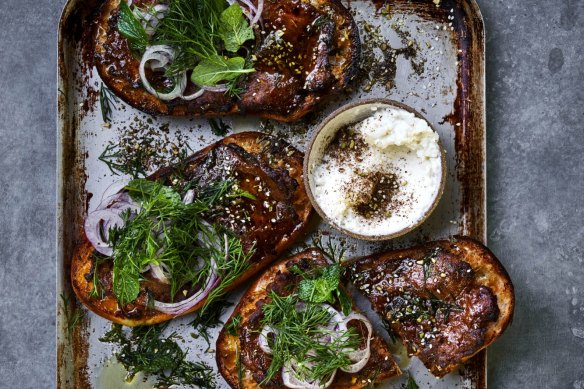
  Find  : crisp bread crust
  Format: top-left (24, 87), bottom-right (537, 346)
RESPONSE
top-left (94, 0), bottom-right (361, 121)
top-left (71, 132), bottom-right (313, 326)
top-left (216, 249), bottom-right (402, 389)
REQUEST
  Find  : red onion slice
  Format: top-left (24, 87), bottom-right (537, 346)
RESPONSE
top-left (181, 88), bottom-right (205, 101)
top-left (139, 45), bottom-right (187, 101)
top-left (182, 189), bottom-right (195, 205)
top-left (84, 209), bottom-right (125, 256)
top-left (100, 180), bottom-right (129, 203)
top-left (149, 263), bottom-right (171, 284)
top-left (339, 313), bottom-right (373, 373)
top-left (135, 4), bottom-right (169, 35)
top-left (202, 84), bottom-right (228, 93)
top-left (259, 326), bottom-right (277, 354)
top-left (153, 259), bottom-right (220, 315)
top-left (251, 0), bottom-right (264, 27)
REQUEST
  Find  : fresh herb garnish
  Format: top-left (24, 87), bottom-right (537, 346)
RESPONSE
top-left (60, 293), bottom-right (84, 339)
top-left (406, 372), bottom-right (419, 389)
top-left (208, 118), bottom-right (231, 136)
top-left (260, 292), bottom-right (360, 385)
top-left (100, 324), bottom-right (216, 388)
top-left (219, 3), bottom-right (255, 53)
top-left (191, 55), bottom-right (254, 87)
top-left (294, 262), bottom-right (352, 315)
top-left (89, 252), bottom-right (106, 298)
top-left (99, 83), bottom-right (119, 124)
top-left (312, 235), bottom-right (347, 264)
top-left (117, 1), bottom-right (149, 53)
top-left (225, 313), bottom-right (242, 336)
top-left (190, 300), bottom-right (232, 347)
top-left (108, 178), bottom-right (254, 307)
top-left (152, 0), bottom-right (255, 87)
top-left (98, 143), bottom-right (147, 178)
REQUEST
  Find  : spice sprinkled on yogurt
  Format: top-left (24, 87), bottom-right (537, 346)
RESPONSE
top-left (310, 106), bottom-right (443, 238)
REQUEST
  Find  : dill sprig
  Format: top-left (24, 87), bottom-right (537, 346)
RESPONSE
top-left (98, 143), bottom-right (147, 178)
top-left (107, 178), bottom-right (254, 306)
top-left (89, 252), bottom-right (107, 299)
top-left (208, 118), bottom-right (231, 137)
top-left (190, 299), bottom-right (233, 347)
top-left (225, 313), bottom-right (242, 336)
top-left (312, 235), bottom-right (347, 264)
top-left (99, 83), bottom-right (119, 124)
top-left (260, 292), bottom-right (361, 385)
top-left (154, 0), bottom-right (224, 74)
top-left (60, 293), bottom-right (84, 339)
top-left (100, 324), bottom-right (216, 388)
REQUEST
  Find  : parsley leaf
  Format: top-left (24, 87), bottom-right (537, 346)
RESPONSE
top-left (219, 4), bottom-right (255, 53)
top-left (191, 55), bottom-right (254, 87)
top-left (117, 2), bottom-right (149, 53)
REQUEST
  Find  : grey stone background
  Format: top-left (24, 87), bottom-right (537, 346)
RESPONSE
top-left (0, 0), bottom-right (582, 388)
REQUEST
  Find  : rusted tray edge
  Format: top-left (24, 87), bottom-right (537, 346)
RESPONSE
top-left (456, 1), bottom-right (487, 388)
top-left (56, 0), bottom-right (489, 387)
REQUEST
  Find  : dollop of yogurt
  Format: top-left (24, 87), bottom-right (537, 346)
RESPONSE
top-left (311, 107), bottom-right (443, 237)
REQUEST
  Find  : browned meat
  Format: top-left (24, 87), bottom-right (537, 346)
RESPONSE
top-left (94, 0), bottom-right (360, 121)
top-left (344, 236), bottom-right (515, 377)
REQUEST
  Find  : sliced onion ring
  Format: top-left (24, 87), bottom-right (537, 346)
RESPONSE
top-left (84, 209), bottom-right (125, 256)
top-left (153, 259), bottom-right (220, 315)
top-left (135, 4), bottom-right (169, 35)
top-left (259, 326), bottom-right (277, 354)
top-left (100, 179), bottom-right (129, 203)
top-left (339, 313), bottom-right (373, 373)
top-left (139, 45), bottom-right (187, 101)
top-left (149, 263), bottom-right (171, 284)
top-left (202, 84), bottom-right (228, 93)
top-left (251, 0), bottom-right (264, 27)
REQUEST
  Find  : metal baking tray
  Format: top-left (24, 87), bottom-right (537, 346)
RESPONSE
top-left (57, 0), bottom-right (487, 387)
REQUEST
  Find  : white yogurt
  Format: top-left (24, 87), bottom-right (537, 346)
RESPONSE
top-left (311, 107), bottom-right (443, 237)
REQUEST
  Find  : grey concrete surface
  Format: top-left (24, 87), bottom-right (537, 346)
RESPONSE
top-left (0, 0), bottom-right (581, 388)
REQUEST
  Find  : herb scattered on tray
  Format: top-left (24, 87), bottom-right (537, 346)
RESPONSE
top-left (99, 83), bottom-right (119, 124)
top-left (60, 293), bottom-right (84, 339)
top-left (190, 299), bottom-right (233, 347)
top-left (100, 324), bottom-right (216, 388)
top-left (98, 121), bottom-right (191, 178)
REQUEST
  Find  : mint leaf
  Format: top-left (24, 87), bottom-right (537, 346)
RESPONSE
top-left (117, 2), bottom-right (149, 53)
top-left (191, 55), bottom-right (254, 86)
top-left (298, 264), bottom-right (342, 304)
top-left (219, 4), bottom-right (255, 53)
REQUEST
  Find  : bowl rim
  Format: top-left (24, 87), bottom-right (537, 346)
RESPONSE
top-left (303, 98), bottom-right (448, 241)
